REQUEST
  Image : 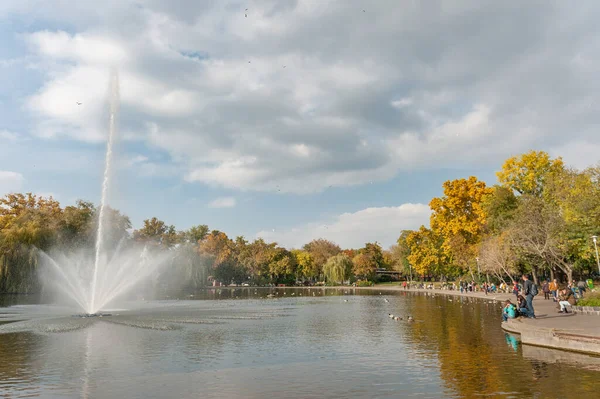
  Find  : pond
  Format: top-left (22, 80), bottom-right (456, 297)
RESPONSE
top-left (1, 288), bottom-right (599, 398)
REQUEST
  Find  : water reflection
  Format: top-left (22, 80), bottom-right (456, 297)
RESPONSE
top-left (0, 289), bottom-right (599, 398)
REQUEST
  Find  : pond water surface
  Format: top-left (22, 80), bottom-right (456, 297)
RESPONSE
top-left (1, 288), bottom-right (599, 398)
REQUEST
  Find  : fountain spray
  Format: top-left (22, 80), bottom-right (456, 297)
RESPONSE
top-left (89, 69), bottom-right (119, 314)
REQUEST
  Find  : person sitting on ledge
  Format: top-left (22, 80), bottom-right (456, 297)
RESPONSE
top-left (502, 299), bottom-right (517, 322)
top-left (517, 295), bottom-right (531, 318)
top-left (558, 288), bottom-right (576, 313)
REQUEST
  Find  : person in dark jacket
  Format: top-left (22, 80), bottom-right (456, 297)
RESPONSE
top-left (517, 295), bottom-right (530, 318)
top-left (522, 274), bottom-right (535, 318)
top-left (542, 280), bottom-right (550, 300)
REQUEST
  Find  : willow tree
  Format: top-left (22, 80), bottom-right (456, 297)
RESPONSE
top-left (323, 254), bottom-right (352, 284)
top-left (0, 193), bottom-right (62, 293)
top-left (303, 239), bottom-right (341, 280)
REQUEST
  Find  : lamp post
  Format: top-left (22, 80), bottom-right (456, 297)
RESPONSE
top-left (592, 236), bottom-right (600, 276)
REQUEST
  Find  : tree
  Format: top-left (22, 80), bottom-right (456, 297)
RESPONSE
top-left (59, 200), bottom-right (96, 248)
top-left (302, 239), bottom-right (341, 279)
top-left (268, 248), bottom-right (297, 283)
top-left (133, 217), bottom-right (181, 248)
top-left (478, 234), bottom-right (517, 284)
top-left (352, 253), bottom-right (375, 280)
top-left (237, 238), bottom-right (276, 284)
top-left (506, 196), bottom-right (573, 282)
top-left (406, 226), bottom-right (447, 278)
top-left (323, 254), bottom-right (352, 284)
top-left (544, 166), bottom-right (600, 275)
top-left (292, 250), bottom-right (317, 281)
top-left (429, 176), bottom-right (492, 277)
top-left (481, 186), bottom-right (518, 235)
top-left (352, 242), bottom-right (385, 280)
top-left (0, 193), bottom-right (63, 293)
top-left (198, 230), bottom-right (235, 267)
top-left (390, 230), bottom-right (413, 276)
top-left (496, 150), bottom-right (564, 197)
top-left (185, 225), bottom-right (209, 244)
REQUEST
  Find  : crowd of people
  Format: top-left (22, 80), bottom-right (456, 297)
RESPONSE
top-left (503, 275), bottom-right (589, 321)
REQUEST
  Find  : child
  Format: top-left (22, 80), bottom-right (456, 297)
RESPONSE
top-left (502, 299), bottom-right (517, 322)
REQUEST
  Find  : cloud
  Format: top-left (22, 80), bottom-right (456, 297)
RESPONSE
top-left (10, 0), bottom-right (600, 192)
top-left (208, 196), bottom-right (236, 208)
top-left (550, 140), bottom-right (600, 170)
top-left (256, 203), bottom-right (431, 249)
top-left (0, 171), bottom-right (25, 194)
top-left (0, 130), bottom-right (20, 141)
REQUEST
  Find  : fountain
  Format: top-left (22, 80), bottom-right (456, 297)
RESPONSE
top-left (38, 70), bottom-right (173, 315)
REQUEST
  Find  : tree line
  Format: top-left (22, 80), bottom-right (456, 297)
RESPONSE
top-left (0, 194), bottom-right (392, 293)
top-left (394, 150), bottom-right (600, 285)
top-left (1, 150), bottom-right (598, 293)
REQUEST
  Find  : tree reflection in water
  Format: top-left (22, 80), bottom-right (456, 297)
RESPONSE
top-left (400, 292), bottom-right (599, 397)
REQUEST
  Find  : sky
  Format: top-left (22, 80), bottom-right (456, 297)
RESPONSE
top-left (1, 0), bottom-right (599, 249)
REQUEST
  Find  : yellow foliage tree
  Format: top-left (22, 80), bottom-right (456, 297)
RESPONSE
top-left (429, 176), bottom-right (492, 278)
top-left (405, 226), bottom-right (447, 277)
top-left (496, 150), bottom-right (564, 196)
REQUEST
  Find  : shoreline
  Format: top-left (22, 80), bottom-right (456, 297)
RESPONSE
top-left (361, 284), bottom-right (600, 356)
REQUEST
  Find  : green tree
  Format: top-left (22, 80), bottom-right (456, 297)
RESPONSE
top-left (391, 230), bottom-right (413, 276)
top-left (185, 224), bottom-right (209, 243)
top-left (323, 254), bottom-right (352, 284)
top-left (303, 238), bottom-right (341, 280)
top-left (268, 248), bottom-right (297, 284)
top-left (481, 186), bottom-right (519, 235)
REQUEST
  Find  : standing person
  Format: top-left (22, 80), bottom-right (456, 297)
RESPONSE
top-left (542, 280), bottom-right (550, 300)
top-left (549, 279), bottom-right (558, 301)
top-left (512, 281), bottom-right (519, 299)
top-left (522, 274), bottom-right (536, 318)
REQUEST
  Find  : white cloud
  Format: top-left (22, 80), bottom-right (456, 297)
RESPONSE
top-left (208, 196), bottom-right (236, 208)
top-left (0, 130), bottom-right (20, 141)
top-left (550, 140), bottom-right (600, 170)
top-left (0, 171), bottom-right (25, 194)
top-left (256, 203), bottom-right (431, 249)
top-left (391, 98), bottom-right (413, 109)
top-left (9, 0), bottom-right (600, 192)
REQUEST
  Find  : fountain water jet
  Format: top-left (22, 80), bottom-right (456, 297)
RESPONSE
top-left (90, 69), bottom-right (119, 315)
top-left (38, 69), bottom-right (175, 315)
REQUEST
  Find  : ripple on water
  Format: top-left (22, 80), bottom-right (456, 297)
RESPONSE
top-left (100, 317), bottom-right (182, 331)
top-left (0, 317), bottom-right (94, 334)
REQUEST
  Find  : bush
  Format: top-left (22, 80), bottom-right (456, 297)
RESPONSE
top-left (374, 274), bottom-right (394, 283)
top-left (577, 293), bottom-right (600, 307)
top-left (355, 280), bottom-right (374, 287)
